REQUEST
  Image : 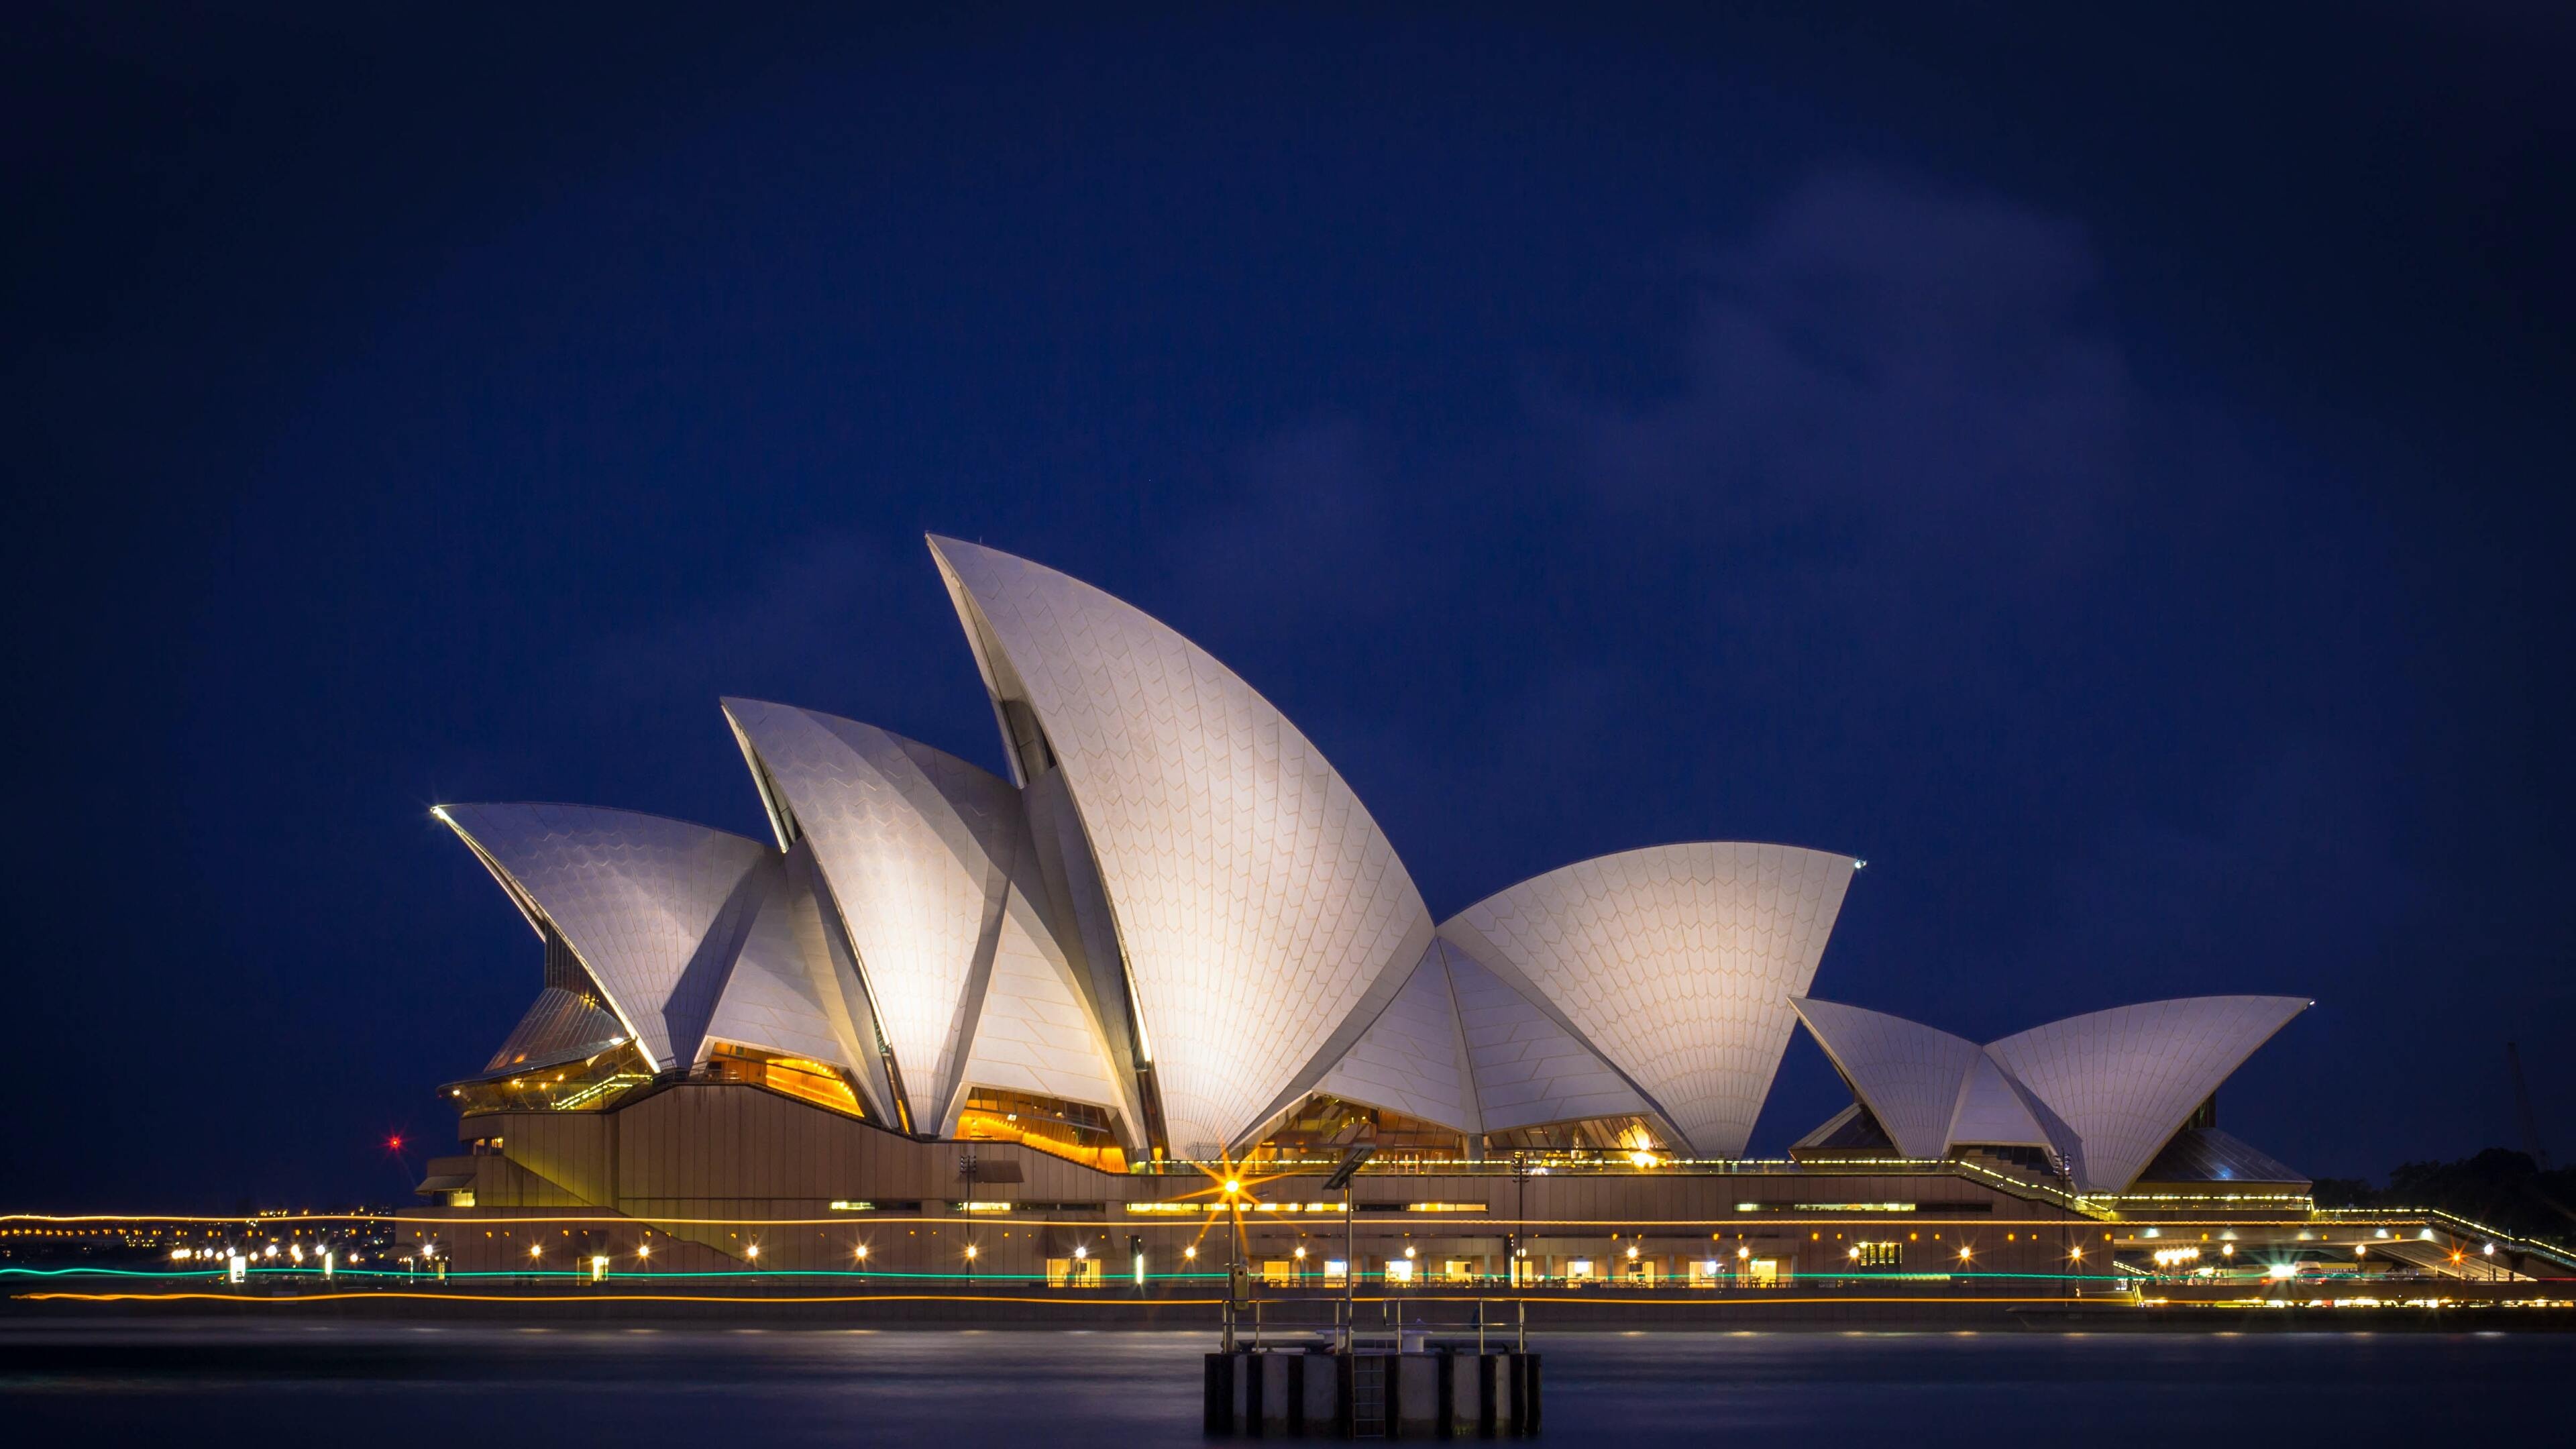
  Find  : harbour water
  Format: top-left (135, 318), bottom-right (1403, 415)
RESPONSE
top-left (2, 1324), bottom-right (2557, 1444)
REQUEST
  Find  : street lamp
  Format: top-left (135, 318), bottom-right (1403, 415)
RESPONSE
top-left (1222, 1176), bottom-right (1244, 1350)
top-left (1324, 1142), bottom-right (1378, 1352)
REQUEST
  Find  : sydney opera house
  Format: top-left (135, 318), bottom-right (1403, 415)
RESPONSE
top-left (401, 537), bottom-right (2429, 1288)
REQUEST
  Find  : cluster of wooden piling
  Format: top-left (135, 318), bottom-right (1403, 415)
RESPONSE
top-left (1204, 1348), bottom-right (1540, 1438)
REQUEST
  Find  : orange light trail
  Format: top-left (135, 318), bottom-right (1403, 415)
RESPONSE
top-left (20, 1291), bottom-right (1228, 1307)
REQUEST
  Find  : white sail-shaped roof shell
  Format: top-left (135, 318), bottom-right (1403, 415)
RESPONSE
top-left (723, 698), bottom-right (1133, 1139)
top-left (1984, 996), bottom-right (2309, 1193)
top-left (1440, 941), bottom-right (1656, 1133)
top-left (1313, 943), bottom-right (1479, 1134)
top-left (928, 537), bottom-right (1436, 1155)
top-left (700, 848), bottom-right (874, 1093)
top-left (1789, 997), bottom-right (1982, 1159)
top-left (1947, 1051), bottom-right (2051, 1150)
top-left (930, 880), bottom-right (1136, 1138)
top-left (435, 803), bottom-right (771, 1072)
top-left (1440, 843), bottom-right (1856, 1157)
top-left (721, 699), bottom-right (1022, 1120)
top-left (1299, 936), bottom-right (1672, 1140)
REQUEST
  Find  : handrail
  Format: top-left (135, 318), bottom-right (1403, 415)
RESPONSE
top-left (2311, 1205), bottom-right (2576, 1273)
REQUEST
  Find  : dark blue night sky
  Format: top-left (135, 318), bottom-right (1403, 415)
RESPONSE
top-left (7, 3), bottom-right (2570, 1208)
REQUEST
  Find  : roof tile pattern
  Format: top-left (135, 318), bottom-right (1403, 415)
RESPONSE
top-left (1314, 943), bottom-right (1477, 1132)
top-left (1788, 997), bottom-right (1982, 1159)
top-left (928, 537), bottom-right (1436, 1153)
top-left (1440, 843), bottom-right (1856, 1157)
top-left (1947, 1051), bottom-right (2051, 1148)
top-left (938, 886), bottom-right (1134, 1134)
top-left (436, 804), bottom-right (771, 1071)
top-left (1439, 941), bottom-right (1654, 1132)
top-left (1982, 996), bottom-right (2308, 1193)
top-left (722, 700), bottom-right (1026, 1118)
top-left (702, 856), bottom-right (860, 1077)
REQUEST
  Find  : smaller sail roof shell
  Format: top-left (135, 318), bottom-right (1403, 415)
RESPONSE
top-left (1947, 1051), bottom-right (2052, 1150)
top-left (1983, 995), bottom-right (2310, 1193)
top-left (722, 699), bottom-right (1028, 1121)
top-left (435, 803), bottom-right (772, 1072)
top-left (726, 699), bottom-right (1134, 1138)
top-left (1440, 941), bottom-right (1654, 1133)
top-left (1789, 997), bottom-right (1981, 1159)
top-left (1439, 842), bottom-right (1856, 1157)
top-left (1314, 943), bottom-right (1480, 1134)
top-left (700, 850), bottom-right (869, 1088)
top-left (932, 879), bottom-right (1138, 1139)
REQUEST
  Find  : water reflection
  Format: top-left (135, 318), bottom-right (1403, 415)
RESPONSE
top-left (2, 1325), bottom-right (2557, 1446)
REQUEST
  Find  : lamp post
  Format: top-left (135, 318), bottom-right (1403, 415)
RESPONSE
top-left (1324, 1142), bottom-right (1377, 1352)
top-left (1220, 1177), bottom-right (1246, 1351)
top-left (1510, 1152), bottom-right (1530, 1287)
